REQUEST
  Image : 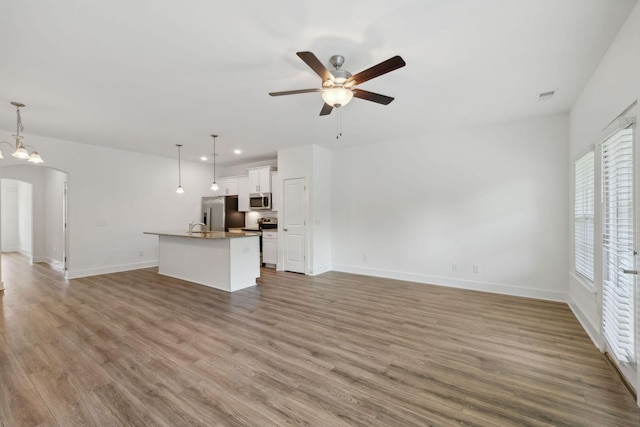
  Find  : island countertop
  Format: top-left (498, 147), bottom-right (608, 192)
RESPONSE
top-left (143, 230), bottom-right (260, 239)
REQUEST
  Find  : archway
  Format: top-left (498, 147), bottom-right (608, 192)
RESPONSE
top-left (0, 165), bottom-right (68, 290)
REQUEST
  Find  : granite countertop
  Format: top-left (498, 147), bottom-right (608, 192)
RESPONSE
top-left (144, 230), bottom-right (260, 240)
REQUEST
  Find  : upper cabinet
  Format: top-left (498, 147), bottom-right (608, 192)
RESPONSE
top-left (211, 177), bottom-right (239, 196)
top-left (248, 166), bottom-right (271, 193)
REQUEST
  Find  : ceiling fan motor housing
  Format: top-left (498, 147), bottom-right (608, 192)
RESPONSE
top-left (324, 69), bottom-right (353, 89)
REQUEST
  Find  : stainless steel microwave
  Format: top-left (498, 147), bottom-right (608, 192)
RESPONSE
top-left (249, 193), bottom-right (271, 210)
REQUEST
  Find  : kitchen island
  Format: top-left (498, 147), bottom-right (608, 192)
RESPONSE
top-left (144, 230), bottom-right (260, 292)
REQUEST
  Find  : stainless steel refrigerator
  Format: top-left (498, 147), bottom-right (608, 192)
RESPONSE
top-left (202, 196), bottom-right (245, 231)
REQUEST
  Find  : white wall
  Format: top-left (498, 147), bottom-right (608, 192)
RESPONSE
top-left (0, 134), bottom-right (214, 280)
top-left (311, 145), bottom-right (332, 275)
top-left (568, 2), bottom-right (640, 346)
top-left (332, 114), bottom-right (570, 301)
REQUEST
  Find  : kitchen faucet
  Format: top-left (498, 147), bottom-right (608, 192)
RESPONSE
top-left (189, 222), bottom-right (206, 233)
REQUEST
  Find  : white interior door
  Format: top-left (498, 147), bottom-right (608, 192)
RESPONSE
top-left (283, 178), bottom-right (305, 274)
top-left (601, 121), bottom-right (638, 397)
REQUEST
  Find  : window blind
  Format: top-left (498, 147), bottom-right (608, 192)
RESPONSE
top-left (574, 152), bottom-right (594, 281)
top-left (601, 125), bottom-right (635, 364)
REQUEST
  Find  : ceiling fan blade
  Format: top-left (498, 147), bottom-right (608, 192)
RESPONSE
top-left (319, 103), bottom-right (333, 116)
top-left (297, 51), bottom-right (333, 82)
top-left (352, 89), bottom-right (395, 105)
top-left (269, 88), bottom-right (322, 96)
top-left (345, 55), bottom-right (406, 86)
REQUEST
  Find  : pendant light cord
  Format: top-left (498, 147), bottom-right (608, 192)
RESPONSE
top-left (213, 136), bottom-right (216, 180)
top-left (177, 145), bottom-right (182, 187)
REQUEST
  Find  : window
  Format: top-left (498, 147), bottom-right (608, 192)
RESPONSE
top-left (574, 151), bottom-right (594, 281)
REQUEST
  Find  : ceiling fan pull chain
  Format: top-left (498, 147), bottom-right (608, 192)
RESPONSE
top-left (336, 108), bottom-right (343, 140)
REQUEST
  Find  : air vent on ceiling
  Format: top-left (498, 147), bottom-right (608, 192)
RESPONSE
top-left (538, 90), bottom-right (555, 101)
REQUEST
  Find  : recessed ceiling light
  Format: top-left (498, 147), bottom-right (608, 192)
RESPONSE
top-left (200, 156), bottom-right (208, 161)
top-left (234, 149), bottom-right (242, 154)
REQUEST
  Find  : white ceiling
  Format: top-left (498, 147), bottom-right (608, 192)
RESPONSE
top-left (0, 0), bottom-right (636, 166)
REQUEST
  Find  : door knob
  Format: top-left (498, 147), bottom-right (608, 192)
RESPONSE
top-left (283, 228), bottom-right (288, 232)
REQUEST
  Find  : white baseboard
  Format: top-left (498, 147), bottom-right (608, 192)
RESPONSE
top-left (332, 264), bottom-right (566, 302)
top-left (567, 294), bottom-right (604, 351)
top-left (41, 256), bottom-right (64, 270)
top-left (66, 260), bottom-right (158, 279)
top-left (309, 264), bottom-right (332, 276)
top-left (3, 248), bottom-right (33, 258)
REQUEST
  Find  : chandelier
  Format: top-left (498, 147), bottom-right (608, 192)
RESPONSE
top-left (1, 102), bottom-right (43, 163)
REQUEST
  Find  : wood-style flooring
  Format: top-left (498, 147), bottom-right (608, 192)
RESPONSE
top-left (1, 252), bottom-right (639, 426)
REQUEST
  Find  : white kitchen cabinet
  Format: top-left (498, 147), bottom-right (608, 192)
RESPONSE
top-left (214, 177), bottom-right (238, 196)
top-left (237, 176), bottom-right (249, 212)
top-left (270, 172), bottom-right (280, 211)
top-left (262, 230), bottom-right (278, 266)
top-left (248, 166), bottom-right (271, 193)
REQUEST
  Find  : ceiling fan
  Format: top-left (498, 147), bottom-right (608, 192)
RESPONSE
top-left (269, 51), bottom-right (406, 116)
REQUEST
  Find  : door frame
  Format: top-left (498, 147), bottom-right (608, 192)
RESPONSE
top-left (63, 180), bottom-right (68, 272)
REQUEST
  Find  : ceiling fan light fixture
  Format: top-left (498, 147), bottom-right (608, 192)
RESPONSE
top-left (322, 87), bottom-right (353, 108)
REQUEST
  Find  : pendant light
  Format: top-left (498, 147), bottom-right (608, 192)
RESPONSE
top-left (0, 102), bottom-right (44, 163)
top-left (210, 134), bottom-right (219, 191)
top-left (175, 144), bottom-right (184, 194)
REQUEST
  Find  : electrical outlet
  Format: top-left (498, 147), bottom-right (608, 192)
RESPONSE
top-left (451, 263), bottom-right (458, 272)
top-left (362, 254), bottom-right (367, 262)
top-left (139, 251), bottom-right (144, 257)
top-left (473, 264), bottom-right (480, 274)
